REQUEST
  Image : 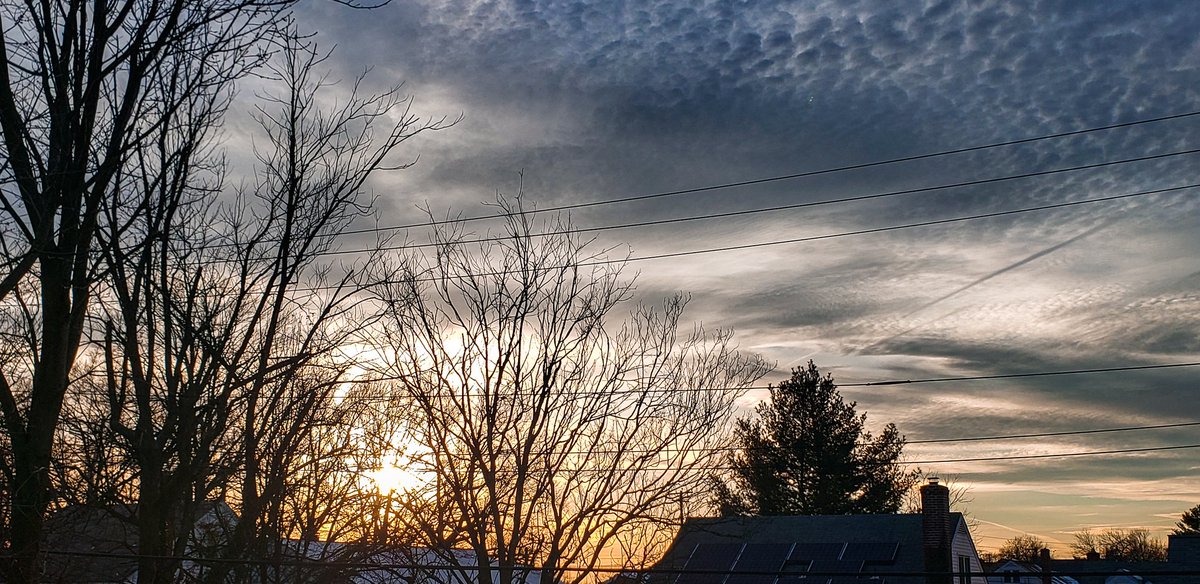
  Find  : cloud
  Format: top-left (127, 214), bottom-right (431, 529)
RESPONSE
top-left (287, 0), bottom-right (1200, 540)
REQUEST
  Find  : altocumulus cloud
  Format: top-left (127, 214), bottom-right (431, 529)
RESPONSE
top-left (288, 0), bottom-right (1200, 545)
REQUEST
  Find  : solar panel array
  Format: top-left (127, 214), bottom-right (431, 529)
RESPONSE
top-left (676, 540), bottom-right (899, 584)
top-left (725, 543), bottom-right (792, 584)
top-left (682, 544), bottom-right (745, 584)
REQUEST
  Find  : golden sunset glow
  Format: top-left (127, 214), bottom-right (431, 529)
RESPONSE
top-left (367, 461), bottom-right (429, 494)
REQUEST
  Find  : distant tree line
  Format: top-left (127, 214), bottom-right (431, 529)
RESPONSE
top-left (1070, 529), bottom-right (1166, 562)
top-left (989, 508), bottom-right (1200, 565)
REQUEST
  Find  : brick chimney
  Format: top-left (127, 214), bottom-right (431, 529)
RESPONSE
top-left (1168, 533), bottom-right (1200, 566)
top-left (921, 477), bottom-right (952, 584)
top-left (1038, 548), bottom-right (1052, 584)
top-left (1164, 534), bottom-right (1200, 584)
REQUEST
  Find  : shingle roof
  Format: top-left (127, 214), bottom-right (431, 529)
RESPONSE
top-left (651, 513), bottom-right (966, 584)
top-left (42, 505), bottom-right (138, 583)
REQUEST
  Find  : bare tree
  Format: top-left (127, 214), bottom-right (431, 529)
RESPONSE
top-left (995, 534), bottom-right (1048, 563)
top-left (0, 2), bottom-right (319, 580)
top-left (1070, 528), bottom-right (1167, 562)
top-left (267, 377), bottom-right (418, 583)
top-left (51, 380), bottom-right (137, 509)
top-left (903, 472), bottom-right (975, 528)
top-left (63, 24), bottom-right (449, 582)
top-left (372, 202), bottom-right (771, 584)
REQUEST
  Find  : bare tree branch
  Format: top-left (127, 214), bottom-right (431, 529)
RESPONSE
top-left (372, 198), bottom-right (770, 584)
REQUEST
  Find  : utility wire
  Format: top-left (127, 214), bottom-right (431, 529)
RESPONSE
top-left (843, 361), bottom-right (1200, 386)
top-left (205, 146), bottom-right (1200, 259)
top-left (323, 109), bottom-right (1200, 236)
top-left (350, 421), bottom-right (1200, 459)
top-left (67, 360), bottom-right (1200, 404)
top-left (907, 420), bottom-right (1200, 445)
top-left (362, 443), bottom-right (1200, 473)
top-left (339, 447), bottom-right (1200, 482)
top-left (341, 419), bottom-right (1200, 458)
top-left (26, 548), bottom-right (1200, 578)
top-left (251, 181), bottom-right (1195, 292)
top-left (356, 183), bottom-right (1191, 288)
top-left (596, 185), bottom-right (1188, 266)
top-left (321, 358), bottom-right (1200, 399)
top-left (910, 443), bottom-right (1200, 464)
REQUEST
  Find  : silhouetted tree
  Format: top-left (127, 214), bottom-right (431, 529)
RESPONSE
top-left (0, 10), bottom-right (451, 581)
top-left (903, 472), bottom-right (974, 515)
top-left (0, 2), bottom-right (305, 581)
top-left (88, 27), bottom-right (446, 583)
top-left (372, 200), bottom-right (771, 584)
top-left (712, 361), bottom-right (918, 516)
top-left (1175, 504), bottom-right (1200, 535)
top-left (1071, 529), bottom-right (1166, 561)
top-left (997, 534), bottom-right (1049, 563)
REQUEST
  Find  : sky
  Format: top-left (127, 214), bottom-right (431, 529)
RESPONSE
top-left (282, 0), bottom-right (1200, 556)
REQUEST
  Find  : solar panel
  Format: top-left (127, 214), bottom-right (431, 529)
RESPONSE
top-left (677, 543), bottom-right (743, 584)
top-left (777, 576), bottom-right (884, 584)
top-left (788, 543), bottom-right (845, 562)
top-left (734, 543), bottom-right (793, 570)
top-left (805, 560), bottom-right (864, 577)
top-left (839, 542), bottom-right (898, 563)
top-left (685, 543), bottom-right (743, 570)
top-left (726, 543), bottom-right (793, 584)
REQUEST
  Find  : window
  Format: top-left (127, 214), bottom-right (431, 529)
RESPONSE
top-left (957, 555), bottom-right (971, 584)
top-left (1003, 570), bottom-right (1020, 583)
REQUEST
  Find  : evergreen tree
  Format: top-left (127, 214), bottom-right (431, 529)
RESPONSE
top-left (1176, 504), bottom-right (1200, 535)
top-left (712, 361), bottom-right (918, 516)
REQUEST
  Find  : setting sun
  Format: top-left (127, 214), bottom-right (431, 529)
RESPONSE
top-left (367, 461), bottom-right (429, 494)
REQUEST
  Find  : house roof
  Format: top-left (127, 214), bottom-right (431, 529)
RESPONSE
top-left (40, 501), bottom-right (238, 584)
top-left (652, 513), bottom-right (968, 584)
top-left (42, 504), bottom-right (139, 583)
top-left (1046, 560), bottom-right (1164, 584)
top-left (989, 559), bottom-right (1080, 584)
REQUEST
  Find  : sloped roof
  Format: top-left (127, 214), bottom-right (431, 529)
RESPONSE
top-left (40, 501), bottom-right (238, 583)
top-left (289, 542), bottom-right (544, 584)
top-left (652, 513), bottom-right (967, 584)
top-left (990, 559), bottom-right (1080, 584)
top-left (42, 505), bottom-right (138, 583)
top-left (1047, 559), bottom-right (1165, 584)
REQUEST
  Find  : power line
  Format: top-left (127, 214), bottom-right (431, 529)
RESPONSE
top-left (208, 146), bottom-right (1200, 259)
top-left (122, 178), bottom-right (1189, 293)
top-left (324, 109), bottom-right (1200, 236)
top-left (28, 547), bottom-right (1200, 578)
top-left (388, 443), bottom-right (1200, 473)
top-left (68, 360), bottom-right (1200, 405)
top-left (349, 183), bottom-right (1190, 288)
top-left (842, 361), bottom-right (1200, 386)
top-left (907, 420), bottom-right (1200, 445)
top-left (325, 359), bottom-right (1200, 399)
top-left (909, 442), bottom-right (1200, 464)
top-left (604, 185), bottom-right (1187, 265)
top-left (340, 417), bottom-right (1200, 458)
